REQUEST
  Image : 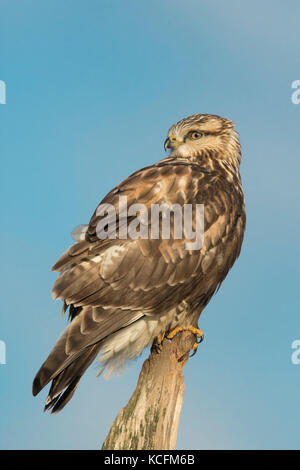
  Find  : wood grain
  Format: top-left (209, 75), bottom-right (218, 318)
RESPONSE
top-left (102, 331), bottom-right (196, 450)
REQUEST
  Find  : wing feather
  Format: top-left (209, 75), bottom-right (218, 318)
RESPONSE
top-left (34, 158), bottom-right (245, 412)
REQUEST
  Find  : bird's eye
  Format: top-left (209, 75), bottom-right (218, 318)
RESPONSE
top-left (190, 131), bottom-right (203, 140)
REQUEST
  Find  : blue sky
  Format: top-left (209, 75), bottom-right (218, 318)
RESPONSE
top-left (1, 0), bottom-right (300, 449)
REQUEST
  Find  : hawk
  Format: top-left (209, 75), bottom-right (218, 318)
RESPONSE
top-left (33, 113), bottom-right (246, 413)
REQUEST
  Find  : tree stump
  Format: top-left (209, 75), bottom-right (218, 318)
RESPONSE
top-left (102, 331), bottom-right (196, 450)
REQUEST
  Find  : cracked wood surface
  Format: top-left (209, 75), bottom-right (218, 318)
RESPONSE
top-left (101, 331), bottom-right (196, 450)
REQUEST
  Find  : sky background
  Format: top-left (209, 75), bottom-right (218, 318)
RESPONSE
top-left (1, 0), bottom-right (300, 450)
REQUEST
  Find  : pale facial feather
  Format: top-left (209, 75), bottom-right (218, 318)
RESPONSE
top-left (166, 114), bottom-right (241, 167)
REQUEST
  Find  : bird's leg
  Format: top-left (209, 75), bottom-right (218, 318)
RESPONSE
top-left (151, 333), bottom-right (163, 354)
top-left (167, 325), bottom-right (204, 357)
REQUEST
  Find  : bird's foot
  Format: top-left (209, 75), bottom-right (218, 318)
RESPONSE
top-left (167, 325), bottom-right (204, 357)
top-left (151, 333), bottom-right (163, 354)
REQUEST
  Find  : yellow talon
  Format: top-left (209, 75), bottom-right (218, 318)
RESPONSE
top-left (190, 342), bottom-right (199, 357)
top-left (167, 325), bottom-right (204, 340)
top-left (167, 326), bottom-right (184, 340)
top-left (167, 325), bottom-right (204, 356)
top-left (151, 332), bottom-right (164, 353)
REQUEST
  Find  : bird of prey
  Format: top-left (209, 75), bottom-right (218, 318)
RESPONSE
top-left (33, 113), bottom-right (246, 413)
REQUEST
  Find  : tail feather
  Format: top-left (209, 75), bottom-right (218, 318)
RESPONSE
top-left (42, 344), bottom-right (100, 414)
top-left (44, 376), bottom-right (81, 414)
top-left (33, 305), bottom-right (145, 412)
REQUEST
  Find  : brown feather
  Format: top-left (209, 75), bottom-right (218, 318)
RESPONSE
top-left (33, 113), bottom-right (246, 412)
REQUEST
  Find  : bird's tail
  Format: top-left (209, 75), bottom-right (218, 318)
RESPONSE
top-left (33, 343), bottom-right (101, 414)
top-left (32, 305), bottom-right (147, 413)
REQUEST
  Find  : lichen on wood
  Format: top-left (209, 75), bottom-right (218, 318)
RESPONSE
top-left (101, 330), bottom-right (196, 450)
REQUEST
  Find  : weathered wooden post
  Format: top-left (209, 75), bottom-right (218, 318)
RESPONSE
top-left (102, 331), bottom-right (195, 450)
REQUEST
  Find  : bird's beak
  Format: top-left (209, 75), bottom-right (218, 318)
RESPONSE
top-left (164, 134), bottom-right (182, 152)
top-left (164, 137), bottom-right (170, 152)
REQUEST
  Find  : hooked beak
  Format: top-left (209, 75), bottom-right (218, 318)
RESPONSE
top-left (164, 137), bottom-right (170, 152)
top-left (164, 134), bottom-right (182, 152)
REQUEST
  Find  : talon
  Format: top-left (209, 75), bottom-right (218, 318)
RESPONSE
top-left (167, 325), bottom-right (204, 356)
top-left (190, 342), bottom-right (199, 357)
top-left (197, 333), bottom-right (204, 344)
top-left (151, 333), bottom-right (163, 353)
top-left (167, 326), bottom-right (184, 340)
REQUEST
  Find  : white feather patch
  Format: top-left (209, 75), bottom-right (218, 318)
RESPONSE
top-left (71, 224), bottom-right (88, 241)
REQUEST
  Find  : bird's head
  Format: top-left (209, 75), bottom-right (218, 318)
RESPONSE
top-left (164, 114), bottom-right (241, 167)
